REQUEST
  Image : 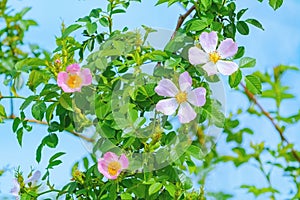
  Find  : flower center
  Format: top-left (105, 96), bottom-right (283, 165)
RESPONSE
top-left (176, 91), bottom-right (187, 104)
top-left (209, 51), bottom-right (221, 64)
top-left (107, 161), bottom-right (121, 176)
top-left (67, 74), bottom-right (82, 89)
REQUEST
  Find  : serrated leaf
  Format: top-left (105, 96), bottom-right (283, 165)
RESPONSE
top-left (27, 70), bottom-right (51, 92)
top-left (239, 57), bottom-right (256, 68)
top-left (44, 134), bottom-right (59, 148)
top-left (155, 0), bottom-right (168, 5)
top-left (86, 22), bottom-right (97, 35)
top-left (149, 182), bottom-right (162, 195)
top-left (15, 58), bottom-right (47, 71)
top-left (229, 69), bottom-right (242, 88)
top-left (245, 75), bottom-right (262, 94)
top-left (188, 19), bottom-right (208, 32)
top-left (20, 95), bottom-right (38, 110)
top-left (245, 18), bottom-right (264, 30)
top-left (49, 152), bottom-right (65, 163)
top-left (12, 117), bottom-right (21, 132)
top-left (46, 103), bottom-right (58, 123)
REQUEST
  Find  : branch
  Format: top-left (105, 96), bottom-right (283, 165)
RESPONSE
top-left (6, 115), bottom-right (95, 143)
top-left (171, 5), bottom-right (195, 39)
top-left (241, 83), bottom-right (300, 163)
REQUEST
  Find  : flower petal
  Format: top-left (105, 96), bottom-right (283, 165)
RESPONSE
top-left (216, 60), bottom-right (238, 75)
top-left (187, 87), bottom-right (206, 107)
top-left (177, 102), bottom-right (197, 123)
top-left (103, 152), bottom-right (119, 162)
top-left (119, 154), bottom-right (129, 169)
top-left (66, 63), bottom-right (81, 73)
top-left (155, 79), bottom-right (179, 97)
top-left (199, 31), bottom-right (218, 53)
top-left (10, 179), bottom-right (20, 196)
top-left (217, 38), bottom-right (238, 58)
top-left (24, 171), bottom-right (41, 184)
top-left (57, 72), bottom-right (77, 93)
top-left (156, 98), bottom-right (178, 115)
top-left (80, 68), bottom-right (93, 86)
top-left (202, 62), bottom-right (218, 76)
top-left (97, 158), bottom-right (117, 179)
top-left (179, 72), bottom-right (192, 91)
top-left (188, 47), bottom-right (209, 65)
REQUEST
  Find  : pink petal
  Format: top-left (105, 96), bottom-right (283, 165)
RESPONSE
top-left (60, 83), bottom-right (80, 93)
top-left (179, 72), bottom-right (192, 91)
top-left (155, 79), bottom-right (179, 97)
top-left (187, 87), bottom-right (206, 107)
top-left (119, 154), bottom-right (129, 169)
top-left (188, 47), bottom-right (208, 65)
top-left (156, 98), bottom-right (178, 115)
top-left (217, 38), bottom-right (238, 58)
top-left (80, 68), bottom-right (92, 86)
top-left (202, 62), bottom-right (218, 76)
top-left (66, 63), bottom-right (81, 73)
top-left (103, 152), bottom-right (119, 162)
top-left (199, 31), bottom-right (218, 53)
top-left (177, 102), bottom-right (197, 124)
top-left (97, 158), bottom-right (117, 179)
top-left (25, 171), bottom-right (41, 184)
top-left (216, 60), bottom-right (238, 75)
top-left (57, 72), bottom-right (68, 87)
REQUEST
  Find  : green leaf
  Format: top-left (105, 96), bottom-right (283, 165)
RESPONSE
top-left (111, 9), bottom-right (126, 14)
top-left (59, 94), bottom-right (74, 111)
top-left (46, 103), bottom-right (58, 123)
top-left (245, 75), bottom-right (262, 94)
top-left (31, 101), bottom-right (47, 121)
top-left (229, 69), bottom-right (242, 88)
top-left (20, 95), bottom-right (38, 110)
top-left (16, 128), bottom-right (24, 146)
top-left (12, 117), bottom-right (21, 132)
top-left (233, 46), bottom-right (245, 59)
top-left (15, 58), bottom-right (47, 71)
top-left (62, 24), bottom-right (82, 39)
top-left (0, 104), bottom-right (7, 123)
top-left (99, 17), bottom-right (109, 27)
top-left (27, 70), bottom-right (51, 91)
top-left (245, 19), bottom-right (264, 30)
top-left (121, 193), bottom-right (132, 200)
top-left (237, 8), bottom-right (248, 20)
top-left (237, 21), bottom-right (249, 35)
top-left (86, 22), bottom-right (97, 35)
top-left (187, 19), bottom-right (208, 32)
top-left (44, 134), bottom-right (59, 148)
top-left (269, 0), bottom-right (283, 10)
top-left (149, 182), bottom-right (162, 196)
top-left (239, 57), bottom-right (256, 68)
top-left (187, 145), bottom-right (204, 159)
top-left (49, 152), bottom-right (65, 163)
top-left (165, 182), bottom-right (176, 197)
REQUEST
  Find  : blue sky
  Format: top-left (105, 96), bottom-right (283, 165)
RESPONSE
top-left (0, 0), bottom-right (300, 199)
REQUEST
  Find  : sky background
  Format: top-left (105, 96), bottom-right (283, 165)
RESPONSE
top-left (0, 0), bottom-right (300, 199)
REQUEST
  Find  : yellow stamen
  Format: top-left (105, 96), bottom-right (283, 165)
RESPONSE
top-left (67, 74), bottom-right (82, 89)
top-left (209, 51), bottom-right (221, 64)
top-left (107, 161), bottom-right (121, 176)
top-left (176, 91), bottom-right (187, 104)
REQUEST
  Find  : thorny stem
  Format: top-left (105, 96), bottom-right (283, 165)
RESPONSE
top-left (171, 5), bottom-right (195, 39)
top-left (241, 83), bottom-right (300, 163)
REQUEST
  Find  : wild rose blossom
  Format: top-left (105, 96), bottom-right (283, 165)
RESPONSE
top-left (11, 170), bottom-right (41, 199)
top-left (155, 72), bottom-right (206, 124)
top-left (57, 63), bottom-right (92, 93)
top-left (188, 31), bottom-right (238, 76)
top-left (98, 152), bottom-right (129, 180)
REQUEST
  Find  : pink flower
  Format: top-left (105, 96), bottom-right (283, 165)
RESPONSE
top-left (155, 72), bottom-right (206, 124)
top-left (57, 63), bottom-right (92, 93)
top-left (97, 152), bottom-right (129, 180)
top-left (188, 31), bottom-right (238, 76)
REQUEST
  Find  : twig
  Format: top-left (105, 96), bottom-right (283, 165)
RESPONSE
top-left (171, 5), bottom-right (195, 39)
top-left (6, 115), bottom-right (95, 143)
top-left (241, 83), bottom-right (300, 163)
